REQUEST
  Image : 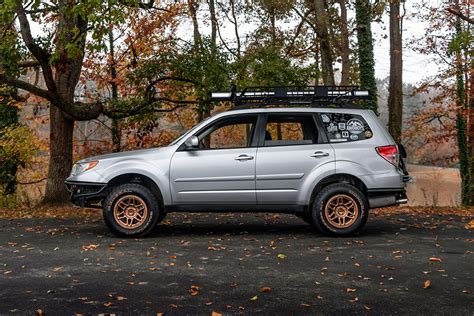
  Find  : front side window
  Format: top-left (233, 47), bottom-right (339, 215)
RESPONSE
top-left (197, 116), bottom-right (256, 149)
top-left (264, 114), bottom-right (318, 146)
top-left (319, 113), bottom-right (373, 142)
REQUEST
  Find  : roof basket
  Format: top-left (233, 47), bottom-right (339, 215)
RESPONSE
top-left (210, 85), bottom-right (370, 108)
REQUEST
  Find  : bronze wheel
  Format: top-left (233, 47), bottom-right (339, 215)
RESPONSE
top-left (113, 194), bottom-right (149, 230)
top-left (324, 194), bottom-right (359, 229)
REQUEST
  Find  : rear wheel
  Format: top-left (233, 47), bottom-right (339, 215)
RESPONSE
top-left (103, 183), bottom-right (162, 237)
top-left (312, 183), bottom-right (368, 236)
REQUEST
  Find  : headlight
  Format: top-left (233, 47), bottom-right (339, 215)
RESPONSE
top-left (71, 161), bottom-right (98, 176)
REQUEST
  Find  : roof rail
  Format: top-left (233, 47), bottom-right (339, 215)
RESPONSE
top-left (210, 85), bottom-right (370, 108)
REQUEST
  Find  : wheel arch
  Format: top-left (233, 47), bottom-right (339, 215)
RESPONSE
top-left (309, 173), bottom-right (368, 206)
top-left (107, 173), bottom-right (164, 209)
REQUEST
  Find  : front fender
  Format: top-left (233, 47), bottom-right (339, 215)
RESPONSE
top-left (98, 160), bottom-right (172, 205)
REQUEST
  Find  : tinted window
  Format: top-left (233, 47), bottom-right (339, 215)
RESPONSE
top-left (197, 116), bottom-right (256, 149)
top-left (319, 113), bottom-right (373, 142)
top-left (264, 115), bottom-right (318, 146)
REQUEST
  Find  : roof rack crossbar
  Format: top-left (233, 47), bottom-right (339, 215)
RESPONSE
top-left (210, 85), bottom-right (370, 108)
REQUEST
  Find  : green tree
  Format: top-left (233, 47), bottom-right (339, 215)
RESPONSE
top-left (0, 86), bottom-right (19, 195)
top-left (0, 0), bottom-right (165, 204)
top-left (355, 0), bottom-right (378, 113)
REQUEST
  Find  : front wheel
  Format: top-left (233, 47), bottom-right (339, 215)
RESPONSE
top-left (103, 183), bottom-right (162, 237)
top-left (312, 183), bottom-right (369, 236)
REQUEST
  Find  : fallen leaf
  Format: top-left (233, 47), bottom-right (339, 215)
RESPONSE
top-left (212, 312), bottom-right (222, 316)
top-left (465, 220), bottom-right (474, 229)
top-left (316, 293), bottom-right (323, 300)
top-left (189, 285), bottom-right (199, 296)
top-left (116, 296), bottom-right (127, 301)
top-left (300, 303), bottom-right (311, 307)
top-left (103, 302), bottom-right (113, 307)
top-left (36, 309), bottom-right (43, 316)
top-left (250, 295), bottom-right (258, 301)
top-left (364, 305), bottom-right (372, 311)
top-left (346, 288), bottom-right (357, 293)
top-left (52, 267), bottom-right (62, 272)
top-left (423, 280), bottom-right (431, 289)
top-left (277, 253), bottom-right (286, 259)
top-left (429, 257), bottom-right (442, 262)
top-left (259, 287), bottom-right (271, 293)
top-left (82, 244), bottom-right (99, 251)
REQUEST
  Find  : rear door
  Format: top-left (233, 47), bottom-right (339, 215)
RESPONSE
top-left (255, 113), bottom-right (335, 205)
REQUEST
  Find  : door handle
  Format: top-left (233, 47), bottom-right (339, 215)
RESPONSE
top-left (235, 154), bottom-right (254, 161)
top-left (310, 151), bottom-right (330, 158)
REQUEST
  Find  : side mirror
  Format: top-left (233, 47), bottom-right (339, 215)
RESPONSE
top-left (184, 136), bottom-right (199, 149)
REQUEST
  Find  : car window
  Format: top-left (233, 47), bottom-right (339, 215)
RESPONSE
top-left (197, 116), bottom-right (257, 149)
top-left (264, 114), bottom-right (318, 146)
top-left (319, 113), bottom-right (373, 142)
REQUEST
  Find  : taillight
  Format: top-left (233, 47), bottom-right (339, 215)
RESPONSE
top-left (376, 145), bottom-right (399, 166)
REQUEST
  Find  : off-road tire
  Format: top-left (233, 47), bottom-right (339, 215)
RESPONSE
top-left (312, 183), bottom-right (369, 236)
top-left (103, 183), bottom-right (162, 237)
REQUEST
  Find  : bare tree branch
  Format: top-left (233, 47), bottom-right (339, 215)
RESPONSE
top-left (446, 7), bottom-right (474, 24)
top-left (0, 73), bottom-right (52, 101)
top-left (14, 1), bottom-right (56, 93)
top-left (18, 60), bottom-right (41, 68)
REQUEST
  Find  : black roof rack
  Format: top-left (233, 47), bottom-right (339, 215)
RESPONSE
top-left (210, 85), bottom-right (370, 108)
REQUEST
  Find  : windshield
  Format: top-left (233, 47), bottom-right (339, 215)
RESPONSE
top-left (168, 116), bottom-right (213, 146)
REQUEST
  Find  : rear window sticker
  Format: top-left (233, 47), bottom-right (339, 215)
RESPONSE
top-left (350, 134), bottom-right (359, 140)
top-left (346, 119), bottom-right (364, 134)
top-left (364, 130), bottom-right (373, 138)
top-left (338, 123), bottom-right (346, 130)
top-left (327, 123), bottom-right (338, 132)
top-left (342, 131), bottom-right (349, 138)
top-left (321, 114), bottom-right (331, 123)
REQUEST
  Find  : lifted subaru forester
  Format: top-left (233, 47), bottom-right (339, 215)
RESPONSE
top-left (65, 86), bottom-right (409, 237)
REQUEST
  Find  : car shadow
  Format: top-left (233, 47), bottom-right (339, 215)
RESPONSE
top-left (76, 213), bottom-right (406, 239)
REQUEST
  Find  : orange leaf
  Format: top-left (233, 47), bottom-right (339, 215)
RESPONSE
top-left (429, 257), bottom-right (442, 262)
top-left (423, 280), bottom-right (431, 289)
top-left (259, 287), bottom-right (272, 293)
top-left (212, 312), bottom-right (222, 316)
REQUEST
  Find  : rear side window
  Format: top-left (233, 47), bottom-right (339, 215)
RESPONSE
top-left (264, 114), bottom-right (318, 146)
top-left (319, 113), bottom-right (373, 142)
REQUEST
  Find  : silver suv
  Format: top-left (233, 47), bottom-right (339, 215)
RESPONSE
top-left (65, 87), bottom-right (409, 237)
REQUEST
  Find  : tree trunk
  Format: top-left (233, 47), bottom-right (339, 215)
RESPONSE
top-left (468, 56), bottom-right (474, 205)
top-left (355, 0), bottom-right (378, 113)
top-left (108, 18), bottom-right (121, 152)
top-left (42, 106), bottom-right (74, 205)
top-left (313, 0), bottom-right (335, 85)
top-left (338, 0), bottom-right (350, 85)
top-left (188, 0), bottom-right (201, 46)
top-left (208, 0), bottom-right (217, 50)
top-left (387, 0), bottom-right (403, 143)
top-left (453, 0), bottom-right (469, 206)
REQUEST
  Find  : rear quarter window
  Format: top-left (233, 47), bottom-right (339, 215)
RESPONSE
top-left (319, 113), bottom-right (373, 142)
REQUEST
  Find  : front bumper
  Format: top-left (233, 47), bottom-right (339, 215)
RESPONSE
top-left (65, 180), bottom-right (108, 208)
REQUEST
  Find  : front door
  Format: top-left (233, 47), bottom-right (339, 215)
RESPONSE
top-left (170, 115), bottom-right (258, 205)
top-left (256, 113), bottom-right (335, 204)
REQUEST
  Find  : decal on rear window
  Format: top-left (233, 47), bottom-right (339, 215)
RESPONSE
top-left (319, 113), bottom-right (373, 142)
